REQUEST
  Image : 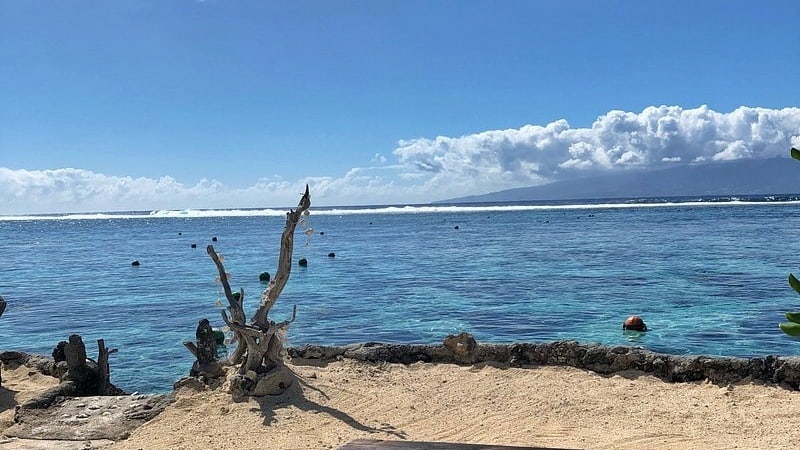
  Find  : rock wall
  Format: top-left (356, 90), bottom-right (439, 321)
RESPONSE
top-left (288, 339), bottom-right (800, 390)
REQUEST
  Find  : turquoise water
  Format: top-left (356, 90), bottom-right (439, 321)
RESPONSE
top-left (1, 198), bottom-right (800, 392)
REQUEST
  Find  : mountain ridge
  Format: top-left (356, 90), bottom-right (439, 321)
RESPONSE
top-left (439, 158), bottom-right (800, 204)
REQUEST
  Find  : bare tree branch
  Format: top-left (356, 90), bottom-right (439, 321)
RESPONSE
top-left (192, 185), bottom-right (310, 396)
top-left (252, 184), bottom-right (310, 329)
top-left (207, 245), bottom-right (247, 364)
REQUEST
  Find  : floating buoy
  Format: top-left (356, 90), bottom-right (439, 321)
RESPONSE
top-left (623, 315), bottom-right (647, 332)
top-left (319, 231), bottom-right (325, 235)
top-left (328, 252), bottom-right (335, 258)
top-left (298, 258), bottom-right (308, 267)
top-left (131, 260), bottom-right (140, 267)
top-left (178, 232), bottom-right (182, 235)
top-left (259, 271), bottom-right (271, 282)
top-left (213, 329), bottom-right (225, 346)
top-left (191, 243), bottom-right (197, 248)
top-left (454, 225), bottom-right (459, 230)
top-left (212, 236), bottom-right (218, 242)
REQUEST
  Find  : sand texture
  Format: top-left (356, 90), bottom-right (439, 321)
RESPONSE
top-left (3, 357), bottom-right (800, 449)
top-left (96, 359), bottom-right (800, 450)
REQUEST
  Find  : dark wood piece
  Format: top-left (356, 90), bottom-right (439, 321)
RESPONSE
top-left (183, 318), bottom-right (224, 379)
top-left (96, 339), bottom-right (111, 395)
top-left (63, 334), bottom-right (90, 386)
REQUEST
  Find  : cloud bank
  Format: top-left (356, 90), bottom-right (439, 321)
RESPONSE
top-left (2, 105), bottom-right (799, 214)
top-left (393, 105), bottom-right (800, 195)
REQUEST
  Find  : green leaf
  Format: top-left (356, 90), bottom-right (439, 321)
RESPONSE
top-left (786, 312), bottom-right (800, 324)
top-left (791, 147), bottom-right (800, 161)
top-left (789, 273), bottom-right (800, 295)
top-left (780, 321), bottom-right (800, 336)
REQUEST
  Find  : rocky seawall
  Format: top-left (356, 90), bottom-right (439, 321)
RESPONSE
top-left (288, 336), bottom-right (800, 390)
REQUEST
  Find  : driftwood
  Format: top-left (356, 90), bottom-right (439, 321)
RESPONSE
top-left (183, 318), bottom-right (225, 380)
top-left (18, 334), bottom-right (123, 412)
top-left (186, 185), bottom-right (310, 397)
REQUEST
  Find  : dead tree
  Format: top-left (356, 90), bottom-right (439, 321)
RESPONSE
top-left (18, 334), bottom-right (123, 411)
top-left (202, 185), bottom-right (310, 398)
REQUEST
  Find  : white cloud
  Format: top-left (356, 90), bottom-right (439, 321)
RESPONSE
top-left (2, 105), bottom-right (799, 214)
top-left (393, 106), bottom-right (800, 196)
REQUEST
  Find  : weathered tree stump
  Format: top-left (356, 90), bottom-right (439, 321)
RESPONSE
top-left (193, 185), bottom-right (310, 399)
top-left (183, 318), bottom-right (225, 381)
top-left (16, 334), bottom-right (123, 414)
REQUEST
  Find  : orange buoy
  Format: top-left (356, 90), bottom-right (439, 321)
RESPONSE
top-left (623, 315), bottom-right (647, 332)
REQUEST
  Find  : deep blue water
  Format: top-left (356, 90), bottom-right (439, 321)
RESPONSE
top-left (2, 198), bottom-right (800, 393)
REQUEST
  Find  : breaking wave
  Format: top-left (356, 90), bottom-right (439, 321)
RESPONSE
top-left (3, 195), bottom-right (800, 221)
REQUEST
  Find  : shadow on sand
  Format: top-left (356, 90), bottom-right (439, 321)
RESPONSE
top-left (250, 366), bottom-right (407, 440)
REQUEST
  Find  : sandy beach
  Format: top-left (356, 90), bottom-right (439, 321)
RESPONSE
top-left (4, 357), bottom-right (799, 450)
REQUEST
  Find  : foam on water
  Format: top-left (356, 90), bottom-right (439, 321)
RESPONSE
top-left (3, 195), bottom-right (800, 221)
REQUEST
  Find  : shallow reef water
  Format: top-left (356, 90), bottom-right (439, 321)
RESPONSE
top-left (2, 198), bottom-right (800, 392)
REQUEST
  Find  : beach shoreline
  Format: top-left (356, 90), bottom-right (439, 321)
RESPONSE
top-left (3, 341), bottom-right (800, 450)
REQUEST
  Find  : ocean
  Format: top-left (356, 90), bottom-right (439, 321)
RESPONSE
top-left (2, 195), bottom-right (800, 393)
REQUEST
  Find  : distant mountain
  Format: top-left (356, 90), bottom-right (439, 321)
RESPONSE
top-left (441, 158), bottom-right (800, 203)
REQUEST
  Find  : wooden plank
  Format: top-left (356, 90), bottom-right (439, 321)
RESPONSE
top-left (338, 439), bottom-right (575, 450)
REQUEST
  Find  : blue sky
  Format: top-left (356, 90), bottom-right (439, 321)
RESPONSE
top-left (1, 0), bottom-right (799, 214)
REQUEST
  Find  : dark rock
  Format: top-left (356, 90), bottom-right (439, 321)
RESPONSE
top-left (8, 394), bottom-right (173, 441)
top-left (443, 332), bottom-right (478, 364)
top-left (174, 376), bottom-right (208, 392)
top-left (130, 260), bottom-right (140, 267)
top-left (327, 252), bottom-right (335, 258)
top-left (211, 236), bottom-right (218, 242)
top-left (288, 345), bottom-right (347, 361)
top-left (0, 351), bottom-right (57, 376)
top-left (52, 341), bottom-right (67, 362)
top-left (298, 258), bottom-right (308, 267)
top-left (259, 271), bottom-right (271, 282)
top-left (191, 243), bottom-right (197, 248)
top-left (287, 340), bottom-right (800, 391)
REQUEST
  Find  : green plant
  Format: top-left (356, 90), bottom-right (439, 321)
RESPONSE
top-left (780, 147), bottom-right (800, 337)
